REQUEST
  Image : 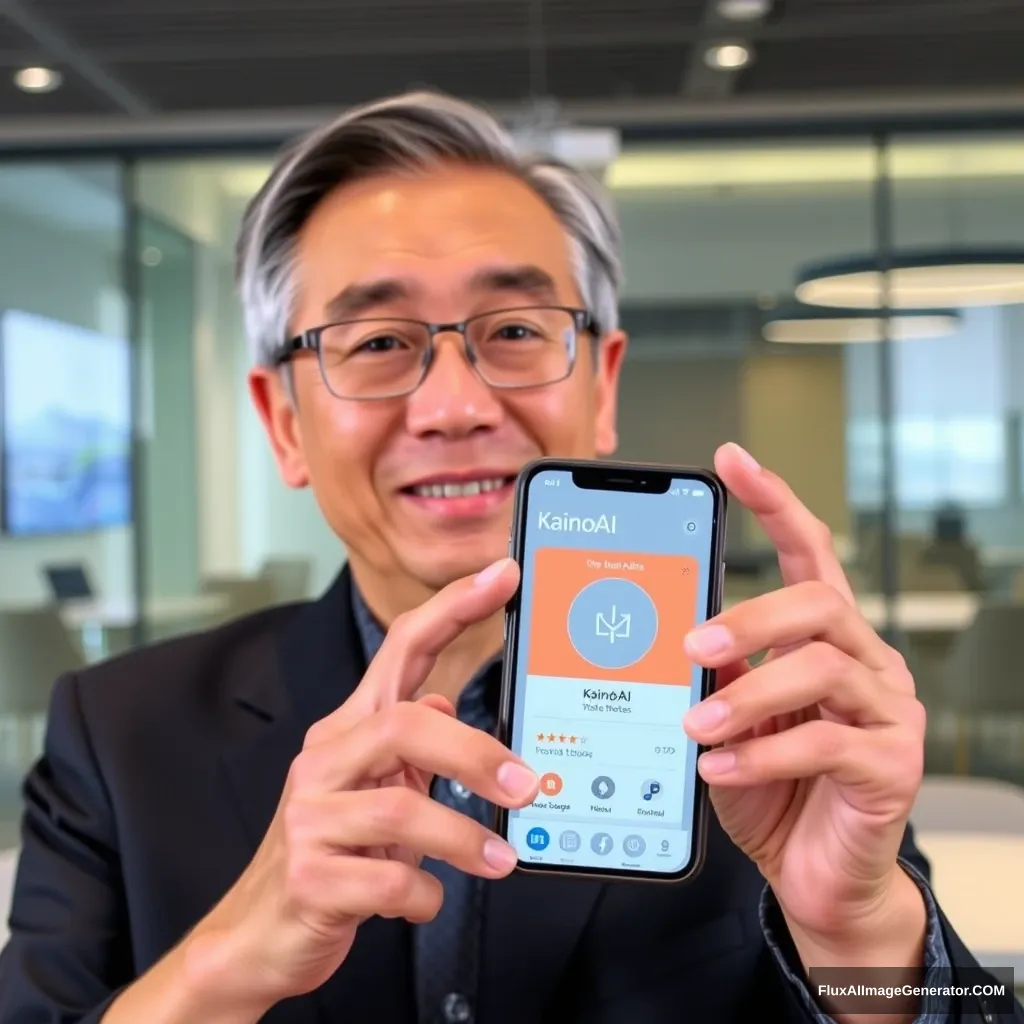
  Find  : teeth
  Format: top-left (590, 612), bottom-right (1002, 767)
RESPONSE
top-left (412, 477), bottom-right (507, 498)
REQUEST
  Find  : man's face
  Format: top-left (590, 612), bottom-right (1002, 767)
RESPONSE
top-left (250, 163), bottom-right (626, 592)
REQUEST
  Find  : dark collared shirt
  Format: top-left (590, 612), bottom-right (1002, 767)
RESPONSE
top-left (350, 580), bottom-right (951, 1024)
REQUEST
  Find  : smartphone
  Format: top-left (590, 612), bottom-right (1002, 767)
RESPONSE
top-left (496, 458), bottom-right (726, 883)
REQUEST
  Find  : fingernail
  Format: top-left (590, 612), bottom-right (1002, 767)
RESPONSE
top-left (685, 700), bottom-right (731, 733)
top-left (496, 761), bottom-right (538, 799)
top-left (483, 838), bottom-right (519, 872)
top-left (728, 442), bottom-right (760, 473)
top-left (700, 750), bottom-right (737, 775)
top-left (685, 624), bottom-right (733, 658)
top-left (475, 558), bottom-right (512, 587)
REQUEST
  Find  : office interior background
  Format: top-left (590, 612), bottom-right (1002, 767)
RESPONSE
top-left (2, 0), bottom-right (1024, 961)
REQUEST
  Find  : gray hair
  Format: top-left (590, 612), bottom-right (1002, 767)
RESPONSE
top-left (236, 91), bottom-right (623, 368)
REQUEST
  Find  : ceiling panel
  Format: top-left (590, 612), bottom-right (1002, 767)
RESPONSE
top-left (117, 50), bottom-right (536, 111)
top-left (0, 0), bottom-right (1020, 121)
top-left (0, 69), bottom-right (112, 117)
top-left (740, 29), bottom-right (1024, 94)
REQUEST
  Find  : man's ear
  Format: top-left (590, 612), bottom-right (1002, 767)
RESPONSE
top-left (248, 367), bottom-right (310, 488)
top-left (593, 330), bottom-right (628, 457)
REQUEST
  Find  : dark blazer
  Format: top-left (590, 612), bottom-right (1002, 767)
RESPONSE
top-left (0, 567), bottom-right (1017, 1023)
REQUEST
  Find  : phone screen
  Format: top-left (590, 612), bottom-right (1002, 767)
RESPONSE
top-left (502, 464), bottom-right (723, 879)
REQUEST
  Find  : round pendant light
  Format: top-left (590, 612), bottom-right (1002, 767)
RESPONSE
top-left (795, 248), bottom-right (1024, 309)
top-left (762, 306), bottom-right (960, 345)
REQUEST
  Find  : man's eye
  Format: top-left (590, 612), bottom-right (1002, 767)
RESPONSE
top-left (356, 334), bottom-right (404, 353)
top-left (494, 324), bottom-right (538, 341)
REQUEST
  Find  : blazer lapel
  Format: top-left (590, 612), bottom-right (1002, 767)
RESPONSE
top-left (219, 567), bottom-right (363, 850)
top-left (479, 869), bottom-right (604, 1024)
top-left (218, 565), bottom-right (601, 1023)
top-left (219, 566), bottom-right (414, 1023)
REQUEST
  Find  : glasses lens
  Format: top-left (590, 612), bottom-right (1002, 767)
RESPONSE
top-left (319, 320), bottom-right (429, 398)
top-left (467, 307), bottom-right (575, 387)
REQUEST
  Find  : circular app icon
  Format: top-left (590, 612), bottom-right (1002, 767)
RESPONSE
top-left (559, 830), bottom-right (581, 853)
top-left (623, 834), bottom-right (647, 858)
top-left (539, 772), bottom-right (563, 797)
top-left (590, 832), bottom-right (614, 856)
top-left (525, 827), bottom-right (550, 851)
top-left (641, 779), bottom-right (662, 802)
top-left (567, 577), bottom-right (658, 669)
top-left (591, 775), bottom-right (616, 800)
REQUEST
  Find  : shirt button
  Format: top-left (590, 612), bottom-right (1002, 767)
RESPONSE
top-left (448, 779), bottom-right (471, 802)
top-left (442, 992), bottom-right (472, 1023)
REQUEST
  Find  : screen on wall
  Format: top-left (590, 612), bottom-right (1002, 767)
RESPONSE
top-left (0, 309), bottom-right (131, 536)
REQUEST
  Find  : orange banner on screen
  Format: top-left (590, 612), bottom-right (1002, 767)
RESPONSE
top-left (527, 547), bottom-right (699, 684)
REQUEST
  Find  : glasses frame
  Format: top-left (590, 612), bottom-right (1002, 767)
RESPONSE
top-left (273, 305), bottom-right (598, 401)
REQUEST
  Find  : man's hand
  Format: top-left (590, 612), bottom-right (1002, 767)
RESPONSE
top-left (104, 557), bottom-right (538, 1023)
top-left (682, 444), bottom-right (928, 1018)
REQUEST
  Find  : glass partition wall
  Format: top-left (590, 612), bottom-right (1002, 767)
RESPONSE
top-left (2, 128), bottom-right (1024, 849)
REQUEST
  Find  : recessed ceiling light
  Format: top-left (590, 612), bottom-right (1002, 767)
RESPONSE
top-left (14, 66), bottom-right (62, 93)
top-left (704, 43), bottom-right (753, 71)
top-left (716, 0), bottom-right (772, 21)
top-left (141, 247), bottom-right (163, 267)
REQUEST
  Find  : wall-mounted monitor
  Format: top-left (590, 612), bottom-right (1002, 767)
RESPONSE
top-left (0, 310), bottom-right (131, 536)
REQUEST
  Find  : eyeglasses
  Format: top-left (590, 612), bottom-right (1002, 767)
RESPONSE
top-left (274, 305), bottom-right (596, 401)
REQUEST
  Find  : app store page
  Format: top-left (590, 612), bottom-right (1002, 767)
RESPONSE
top-left (508, 469), bottom-right (716, 874)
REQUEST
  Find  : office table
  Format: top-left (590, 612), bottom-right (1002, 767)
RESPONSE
top-left (58, 594), bottom-right (228, 630)
top-left (914, 832), bottom-right (1024, 978)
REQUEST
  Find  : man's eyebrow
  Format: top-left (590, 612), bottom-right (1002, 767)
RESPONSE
top-left (324, 279), bottom-right (415, 321)
top-left (467, 265), bottom-right (558, 300)
top-left (322, 265), bottom-right (558, 323)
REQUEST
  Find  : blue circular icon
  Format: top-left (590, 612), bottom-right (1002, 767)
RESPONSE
top-left (567, 577), bottom-right (659, 669)
top-left (641, 779), bottom-right (663, 802)
top-left (526, 827), bottom-right (550, 851)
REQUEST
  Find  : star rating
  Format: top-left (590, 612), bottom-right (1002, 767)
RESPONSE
top-left (534, 732), bottom-right (581, 745)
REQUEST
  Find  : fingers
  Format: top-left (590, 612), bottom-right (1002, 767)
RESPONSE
top-left (285, 787), bottom-right (518, 880)
top-left (714, 442), bottom-right (853, 601)
top-left (684, 642), bottom-right (899, 745)
top-left (686, 580), bottom-right (894, 673)
top-left (324, 557), bottom-right (520, 733)
top-left (287, 853), bottom-right (445, 926)
top-left (696, 712), bottom-right (924, 805)
top-left (295, 700), bottom-right (539, 809)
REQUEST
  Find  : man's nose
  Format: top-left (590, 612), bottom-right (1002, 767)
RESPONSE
top-left (404, 334), bottom-right (503, 437)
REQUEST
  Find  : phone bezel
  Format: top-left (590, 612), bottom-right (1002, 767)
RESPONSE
top-left (496, 457), bottom-right (727, 884)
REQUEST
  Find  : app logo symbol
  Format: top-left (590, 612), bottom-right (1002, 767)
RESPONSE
top-left (539, 772), bottom-right (563, 797)
top-left (567, 578), bottom-right (658, 670)
top-left (590, 832), bottom-right (613, 855)
top-left (595, 605), bottom-right (631, 643)
top-left (591, 775), bottom-right (615, 799)
top-left (526, 827), bottom-right (550, 851)
top-left (623, 834), bottom-right (647, 857)
top-left (641, 779), bottom-right (662, 802)
top-left (559, 830), bottom-right (581, 852)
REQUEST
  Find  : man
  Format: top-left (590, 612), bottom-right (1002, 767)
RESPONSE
top-left (0, 92), bottom-right (1017, 1024)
